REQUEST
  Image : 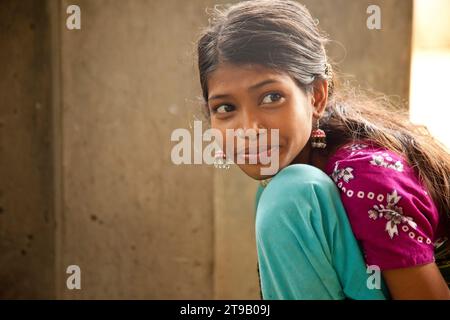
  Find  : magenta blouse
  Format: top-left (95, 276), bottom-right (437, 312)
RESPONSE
top-left (324, 140), bottom-right (447, 270)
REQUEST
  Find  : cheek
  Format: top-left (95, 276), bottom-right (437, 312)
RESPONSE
top-left (284, 121), bottom-right (310, 150)
top-left (211, 126), bottom-right (227, 149)
top-left (282, 104), bottom-right (312, 150)
top-left (280, 105), bottom-right (312, 137)
top-left (210, 123), bottom-right (234, 156)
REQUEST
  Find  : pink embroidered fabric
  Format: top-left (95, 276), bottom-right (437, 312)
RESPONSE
top-left (324, 140), bottom-right (446, 270)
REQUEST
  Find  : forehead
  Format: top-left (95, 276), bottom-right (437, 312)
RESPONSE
top-left (207, 63), bottom-right (294, 95)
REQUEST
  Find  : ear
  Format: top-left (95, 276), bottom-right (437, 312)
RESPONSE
top-left (310, 79), bottom-right (328, 119)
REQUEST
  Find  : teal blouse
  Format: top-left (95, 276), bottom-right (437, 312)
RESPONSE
top-left (254, 164), bottom-right (389, 299)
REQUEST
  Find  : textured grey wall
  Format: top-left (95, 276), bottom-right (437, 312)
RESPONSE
top-left (58, 0), bottom-right (216, 299)
top-left (302, 0), bottom-right (413, 101)
top-left (0, 0), bottom-right (55, 298)
top-left (0, 0), bottom-right (412, 299)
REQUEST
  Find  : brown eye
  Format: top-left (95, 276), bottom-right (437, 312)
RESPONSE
top-left (261, 93), bottom-right (282, 104)
top-left (215, 104), bottom-right (235, 114)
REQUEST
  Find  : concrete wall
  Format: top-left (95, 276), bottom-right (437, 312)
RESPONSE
top-left (58, 0), bottom-right (216, 299)
top-left (0, 0), bottom-right (55, 298)
top-left (0, 0), bottom-right (412, 299)
top-left (302, 0), bottom-right (413, 100)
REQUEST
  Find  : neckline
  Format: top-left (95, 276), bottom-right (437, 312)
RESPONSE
top-left (259, 178), bottom-right (272, 188)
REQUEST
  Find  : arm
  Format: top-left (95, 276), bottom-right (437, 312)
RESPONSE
top-left (325, 144), bottom-right (447, 300)
top-left (383, 262), bottom-right (450, 300)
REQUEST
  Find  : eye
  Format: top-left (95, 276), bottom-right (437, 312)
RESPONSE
top-left (214, 104), bottom-right (235, 114)
top-left (261, 92), bottom-right (283, 104)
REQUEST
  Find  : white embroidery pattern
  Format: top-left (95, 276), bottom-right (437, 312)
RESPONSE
top-left (331, 163), bottom-right (354, 183)
top-left (345, 143), bottom-right (368, 151)
top-left (329, 146), bottom-right (430, 245)
top-left (369, 154), bottom-right (404, 172)
top-left (368, 190), bottom-right (417, 239)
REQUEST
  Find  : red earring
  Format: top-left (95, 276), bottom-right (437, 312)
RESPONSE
top-left (311, 119), bottom-right (327, 149)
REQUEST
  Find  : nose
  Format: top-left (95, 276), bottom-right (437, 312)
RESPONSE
top-left (241, 110), bottom-right (263, 135)
top-left (237, 108), bottom-right (266, 140)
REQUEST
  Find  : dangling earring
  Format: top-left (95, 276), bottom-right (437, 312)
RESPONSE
top-left (311, 119), bottom-right (327, 149)
top-left (213, 150), bottom-right (231, 169)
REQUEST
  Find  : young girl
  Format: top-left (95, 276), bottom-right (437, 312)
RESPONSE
top-left (196, 0), bottom-right (450, 299)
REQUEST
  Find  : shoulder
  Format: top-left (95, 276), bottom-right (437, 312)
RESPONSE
top-left (324, 141), bottom-right (438, 225)
top-left (259, 164), bottom-right (336, 208)
top-left (324, 141), bottom-right (441, 269)
top-left (255, 164), bottom-right (339, 228)
top-left (325, 141), bottom-right (406, 176)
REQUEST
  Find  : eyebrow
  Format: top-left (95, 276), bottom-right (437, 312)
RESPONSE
top-left (208, 79), bottom-right (281, 102)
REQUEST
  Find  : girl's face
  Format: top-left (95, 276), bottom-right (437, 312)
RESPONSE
top-left (207, 62), bottom-right (323, 180)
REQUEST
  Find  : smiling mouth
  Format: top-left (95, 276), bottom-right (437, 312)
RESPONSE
top-left (235, 145), bottom-right (280, 162)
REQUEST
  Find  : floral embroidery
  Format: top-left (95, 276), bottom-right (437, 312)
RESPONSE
top-left (368, 190), bottom-right (417, 239)
top-left (345, 143), bottom-right (368, 151)
top-left (331, 163), bottom-right (354, 183)
top-left (325, 142), bottom-right (442, 270)
top-left (369, 154), bottom-right (404, 172)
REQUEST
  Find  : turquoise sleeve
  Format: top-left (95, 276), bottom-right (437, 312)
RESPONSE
top-left (254, 164), bottom-right (388, 300)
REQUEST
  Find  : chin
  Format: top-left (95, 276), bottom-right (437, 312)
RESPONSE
top-left (236, 163), bottom-right (281, 180)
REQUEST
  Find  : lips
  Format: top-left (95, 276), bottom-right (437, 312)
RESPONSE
top-left (235, 145), bottom-right (280, 163)
top-left (236, 145), bottom-right (274, 156)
